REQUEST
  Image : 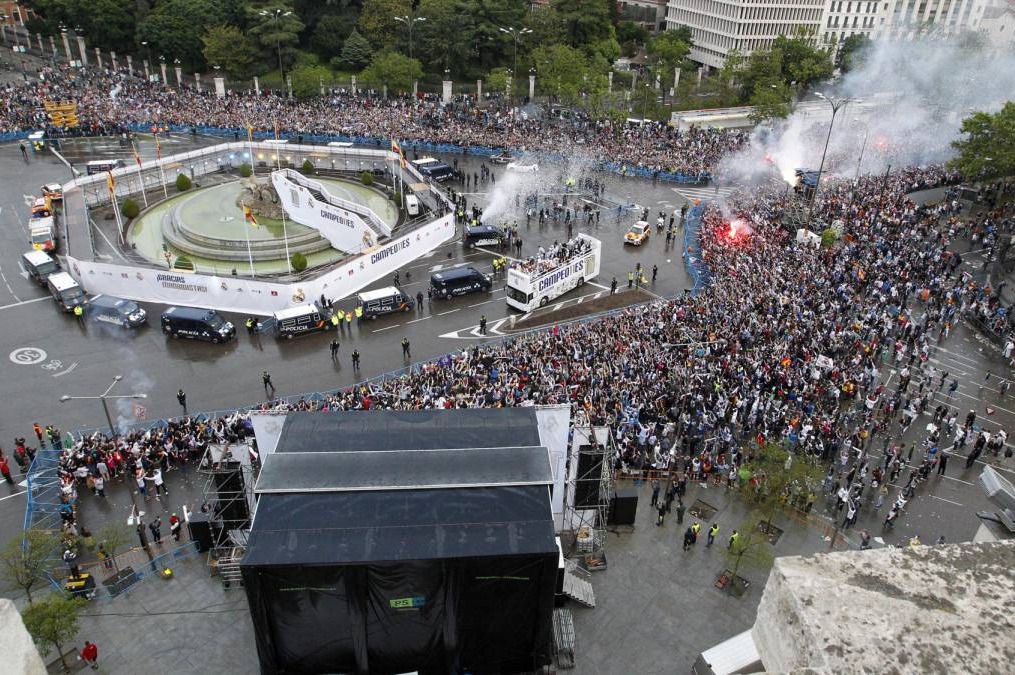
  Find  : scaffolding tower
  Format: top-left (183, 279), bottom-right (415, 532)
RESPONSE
top-left (198, 443), bottom-right (257, 586)
top-left (562, 422), bottom-right (615, 570)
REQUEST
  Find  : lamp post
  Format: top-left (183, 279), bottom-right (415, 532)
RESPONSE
top-left (853, 117), bottom-right (869, 180)
top-left (393, 13), bottom-right (426, 60)
top-left (59, 375), bottom-right (148, 438)
top-left (498, 26), bottom-right (532, 78)
top-left (806, 93), bottom-right (855, 228)
top-left (259, 8), bottom-right (293, 80)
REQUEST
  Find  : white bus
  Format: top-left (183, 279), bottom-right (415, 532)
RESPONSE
top-left (505, 234), bottom-right (601, 312)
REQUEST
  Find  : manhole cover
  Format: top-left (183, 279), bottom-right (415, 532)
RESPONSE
top-left (688, 499), bottom-right (717, 521)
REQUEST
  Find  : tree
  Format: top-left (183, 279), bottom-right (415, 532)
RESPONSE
top-left (531, 44), bottom-right (591, 105)
top-left (723, 517), bottom-right (775, 581)
top-left (616, 21), bottom-right (648, 57)
top-left (301, 159), bottom-right (315, 174)
top-left (137, 0), bottom-right (243, 71)
top-left (290, 252), bottom-right (308, 272)
top-left (748, 79), bottom-right (792, 122)
top-left (310, 15), bottom-right (355, 61)
top-left (337, 29), bottom-right (374, 70)
top-left (485, 67), bottom-right (511, 97)
top-left (771, 33), bottom-right (832, 90)
top-left (949, 103), bottom-right (1015, 182)
top-left (289, 64), bottom-right (331, 98)
top-left (647, 30), bottom-right (691, 84)
top-left (415, 0), bottom-right (478, 74)
top-left (202, 26), bottom-right (259, 79)
top-left (246, 2), bottom-right (306, 75)
top-left (554, 0), bottom-right (615, 53)
top-left (835, 34), bottom-right (870, 74)
top-left (740, 442), bottom-right (824, 534)
top-left (360, 171), bottom-right (374, 185)
top-left (239, 163), bottom-right (253, 178)
top-left (360, 51), bottom-right (423, 94)
top-left (357, 0), bottom-right (411, 50)
top-left (176, 173), bottom-right (193, 191)
top-left (120, 198), bottom-right (141, 219)
top-left (821, 227), bottom-right (838, 248)
top-left (0, 530), bottom-right (57, 604)
top-left (93, 523), bottom-right (131, 574)
top-left (21, 594), bottom-right (86, 672)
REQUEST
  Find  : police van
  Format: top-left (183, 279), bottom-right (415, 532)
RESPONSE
top-left (47, 272), bottom-right (89, 313)
top-left (21, 250), bottom-right (60, 286)
top-left (462, 224), bottom-right (506, 249)
top-left (260, 303), bottom-right (332, 339)
top-left (355, 287), bottom-right (413, 319)
top-left (87, 295), bottom-right (148, 329)
top-left (161, 306), bottom-right (235, 343)
top-left (430, 266), bottom-right (492, 299)
top-left (412, 157), bottom-right (454, 181)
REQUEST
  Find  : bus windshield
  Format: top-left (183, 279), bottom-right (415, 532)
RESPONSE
top-left (505, 286), bottom-right (530, 304)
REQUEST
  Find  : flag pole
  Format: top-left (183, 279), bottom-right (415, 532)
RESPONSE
top-left (244, 219), bottom-right (256, 278)
top-left (108, 172), bottom-right (125, 246)
top-left (154, 129), bottom-right (169, 199)
top-left (131, 141), bottom-right (149, 207)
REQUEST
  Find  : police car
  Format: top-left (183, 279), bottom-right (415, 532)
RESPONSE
top-left (624, 221), bottom-right (651, 246)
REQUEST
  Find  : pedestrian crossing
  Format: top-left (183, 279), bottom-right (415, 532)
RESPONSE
top-left (672, 185), bottom-right (737, 203)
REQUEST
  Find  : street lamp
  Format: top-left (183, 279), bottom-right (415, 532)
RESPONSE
top-left (393, 14), bottom-right (426, 60)
top-left (853, 117), bottom-right (869, 180)
top-left (498, 26), bottom-right (532, 77)
top-left (806, 92), bottom-right (857, 228)
top-left (259, 9), bottom-right (293, 79)
top-left (59, 375), bottom-right (148, 438)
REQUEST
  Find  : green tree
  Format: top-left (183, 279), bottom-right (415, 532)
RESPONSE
top-left (247, 2), bottom-right (306, 75)
top-left (357, 0), bottom-right (411, 50)
top-left (301, 158), bottom-right (315, 174)
top-left (485, 67), bottom-right (511, 97)
top-left (771, 33), bottom-right (832, 90)
top-left (310, 14), bottom-right (355, 61)
top-left (748, 79), bottom-right (792, 122)
top-left (821, 227), bottom-right (839, 248)
top-left (949, 102), bottom-right (1015, 181)
top-left (239, 163), bottom-right (253, 178)
top-left (290, 252), bottom-right (308, 272)
top-left (337, 29), bottom-right (374, 70)
top-left (360, 51), bottom-right (423, 94)
top-left (137, 0), bottom-right (243, 71)
top-left (741, 442), bottom-right (824, 533)
top-left (21, 594), bottom-right (86, 672)
top-left (201, 26), bottom-right (259, 79)
top-left (120, 198), bottom-right (141, 219)
top-left (553, 0), bottom-right (615, 53)
top-left (723, 518), bottom-right (775, 582)
top-left (93, 523), bottom-right (131, 574)
top-left (0, 530), bottom-right (57, 604)
top-left (616, 21), bottom-right (648, 57)
top-left (532, 44), bottom-right (590, 105)
top-left (415, 0), bottom-right (478, 74)
top-left (289, 64), bottom-right (331, 98)
top-left (360, 170), bottom-right (374, 185)
top-left (25, 0), bottom-right (136, 51)
top-left (835, 34), bottom-right (870, 74)
top-left (176, 173), bottom-right (193, 191)
top-left (647, 30), bottom-right (691, 82)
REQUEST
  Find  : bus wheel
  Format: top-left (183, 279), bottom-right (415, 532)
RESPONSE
top-left (577, 277), bottom-right (585, 287)
top-left (539, 296), bottom-right (549, 307)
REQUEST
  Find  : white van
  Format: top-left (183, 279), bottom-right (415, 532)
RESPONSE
top-left (405, 194), bottom-right (420, 217)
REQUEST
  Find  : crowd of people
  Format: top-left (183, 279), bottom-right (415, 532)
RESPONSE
top-left (0, 61), bottom-right (748, 178)
top-left (510, 236), bottom-right (594, 276)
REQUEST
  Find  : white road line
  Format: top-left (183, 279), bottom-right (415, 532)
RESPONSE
top-left (405, 316), bottom-right (431, 324)
top-left (0, 264), bottom-right (19, 303)
top-left (0, 491), bottom-right (26, 502)
top-left (371, 324), bottom-right (399, 333)
top-left (469, 300), bottom-right (492, 307)
top-left (437, 308), bottom-right (461, 316)
top-left (52, 362), bottom-right (78, 377)
top-left (586, 280), bottom-right (610, 290)
top-left (930, 495), bottom-right (963, 506)
top-left (0, 296), bottom-right (49, 312)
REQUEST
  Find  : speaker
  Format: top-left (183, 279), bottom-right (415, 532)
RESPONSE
top-left (574, 445), bottom-right (604, 509)
top-left (609, 488), bottom-right (638, 526)
top-left (188, 512), bottom-right (214, 552)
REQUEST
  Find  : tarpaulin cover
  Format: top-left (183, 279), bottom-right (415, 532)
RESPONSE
top-left (273, 408), bottom-right (541, 453)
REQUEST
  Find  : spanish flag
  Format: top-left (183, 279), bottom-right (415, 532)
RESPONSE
top-left (243, 205), bottom-right (259, 228)
top-left (131, 142), bottom-right (142, 167)
top-left (106, 170), bottom-right (115, 197)
top-left (246, 122), bottom-right (254, 142)
top-left (391, 139), bottom-right (407, 168)
top-left (153, 133), bottom-right (162, 160)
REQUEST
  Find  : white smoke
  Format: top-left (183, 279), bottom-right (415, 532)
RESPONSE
top-left (721, 36), bottom-right (1015, 185)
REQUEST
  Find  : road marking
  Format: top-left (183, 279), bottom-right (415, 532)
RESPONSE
top-left (9, 346), bottom-right (48, 364)
top-left (16, 261), bottom-right (29, 280)
top-left (0, 296), bottom-right (49, 312)
top-left (52, 362), bottom-right (78, 377)
top-left (437, 308), bottom-right (461, 316)
top-left (405, 316), bottom-right (431, 324)
top-left (930, 495), bottom-right (963, 506)
top-left (0, 263), bottom-right (20, 302)
top-left (469, 300), bottom-right (492, 307)
top-left (371, 324), bottom-right (399, 333)
top-left (586, 280), bottom-right (610, 290)
top-left (0, 491), bottom-right (26, 502)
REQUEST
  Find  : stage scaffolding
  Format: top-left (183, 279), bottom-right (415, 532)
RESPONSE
top-left (198, 443), bottom-right (257, 578)
top-left (562, 421), bottom-right (615, 570)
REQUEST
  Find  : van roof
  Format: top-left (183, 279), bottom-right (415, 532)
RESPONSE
top-left (47, 271), bottom-right (80, 292)
top-left (28, 131), bottom-right (45, 139)
top-left (22, 250), bottom-right (55, 265)
top-left (86, 159), bottom-right (122, 166)
top-left (163, 306), bottom-right (216, 320)
top-left (413, 157), bottom-right (439, 165)
top-left (466, 223), bottom-right (502, 234)
top-left (357, 286), bottom-right (403, 302)
top-left (89, 294), bottom-right (132, 309)
top-left (273, 304), bottom-right (320, 320)
top-left (432, 266), bottom-right (480, 281)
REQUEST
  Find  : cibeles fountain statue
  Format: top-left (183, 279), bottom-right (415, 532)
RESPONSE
top-left (236, 177), bottom-right (285, 221)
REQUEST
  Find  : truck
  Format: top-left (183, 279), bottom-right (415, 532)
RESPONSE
top-left (30, 217), bottom-right (58, 252)
top-left (505, 234), bottom-right (601, 312)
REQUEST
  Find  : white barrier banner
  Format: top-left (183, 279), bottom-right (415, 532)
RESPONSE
top-left (67, 213), bottom-right (455, 315)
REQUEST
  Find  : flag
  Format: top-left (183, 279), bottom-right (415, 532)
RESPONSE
top-left (273, 119), bottom-right (279, 141)
top-left (243, 205), bottom-right (259, 228)
top-left (153, 133), bottom-right (162, 161)
top-left (106, 170), bottom-right (115, 197)
top-left (246, 122), bottom-right (254, 142)
top-left (391, 139), bottom-right (407, 168)
top-left (131, 142), bottom-right (142, 168)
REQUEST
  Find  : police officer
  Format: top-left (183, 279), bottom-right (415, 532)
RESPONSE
top-left (177, 389), bottom-right (187, 414)
top-left (245, 316), bottom-right (255, 335)
top-left (611, 277), bottom-right (618, 295)
top-left (354, 305), bottom-right (363, 322)
top-left (652, 265), bottom-right (658, 283)
top-left (401, 337), bottom-right (411, 359)
top-left (627, 271), bottom-right (634, 288)
top-left (331, 310), bottom-right (341, 332)
top-left (479, 315), bottom-right (487, 335)
top-left (351, 349), bottom-right (361, 370)
top-left (262, 371), bottom-right (275, 397)
top-left (73, 304), bottom-right (84, 325)
top-left (416, 291), bottom-right (424, 310)
top-left (329, 339), bottom-right (340, 360)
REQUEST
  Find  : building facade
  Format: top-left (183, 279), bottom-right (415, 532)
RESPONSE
top-left (619, 0), bottom-right (670, 32)
top-left (666, 0), bottom-right (826, 69)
